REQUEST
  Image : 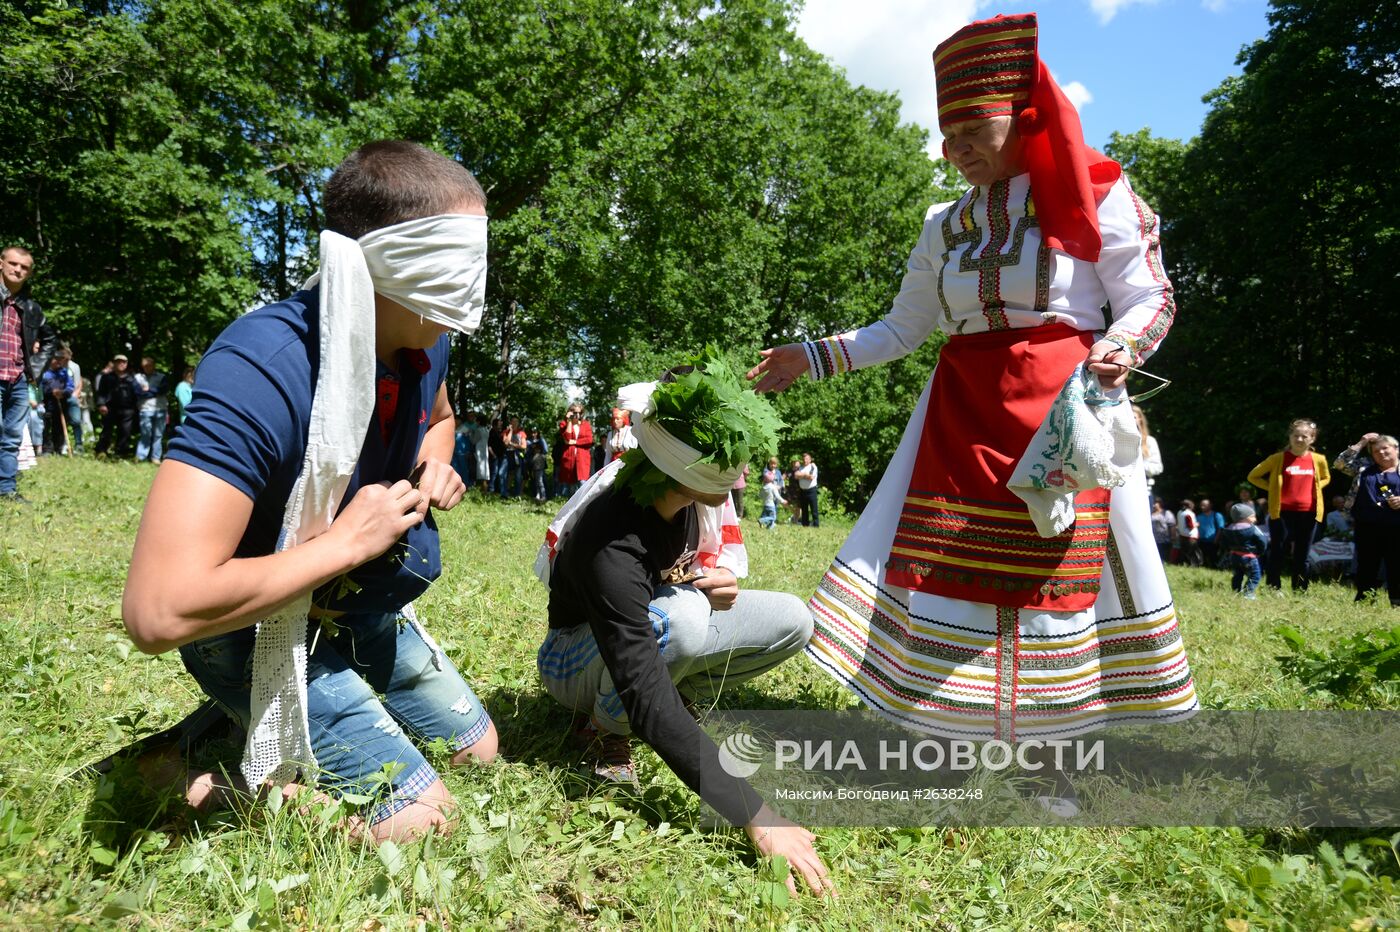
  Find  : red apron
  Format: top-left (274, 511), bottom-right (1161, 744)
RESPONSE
top-left (884, 323), bottom-right (1110, 612)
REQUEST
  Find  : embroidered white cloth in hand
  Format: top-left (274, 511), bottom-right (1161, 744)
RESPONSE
top-left (615, 381), bottom-right (744, 495)
top-left (1007, 364), bottom-right (1140, 538)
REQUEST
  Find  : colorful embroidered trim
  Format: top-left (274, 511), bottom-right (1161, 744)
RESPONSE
top-left (802, 335), bottom-right (854, 381)
top-left (933, 14), bottom-right (1037, 129)
top-left (805, 557), bottom-right (1198, 738)
top-left (886, 491), bottom-right (1110, 608)
top-left (1103, 185), bottom-right (1175, 363)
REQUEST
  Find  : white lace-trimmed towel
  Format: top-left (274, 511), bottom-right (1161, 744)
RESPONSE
top-left (1007, 364), bottom-right (1141, 538)
top-left (242, 213), bottom-right (487, 791)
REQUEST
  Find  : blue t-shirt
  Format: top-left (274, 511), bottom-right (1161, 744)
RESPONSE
top-left (1197, 510), bottom-right (1225, 541)
top-left (166, 288), bottom-right (450, 614)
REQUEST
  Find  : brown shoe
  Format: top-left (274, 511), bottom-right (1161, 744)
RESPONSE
top-left (571, 713), bottom-right (636, 784)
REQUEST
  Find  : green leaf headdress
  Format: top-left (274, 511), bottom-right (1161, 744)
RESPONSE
top-left (614, 345), bottom-right (785, 505)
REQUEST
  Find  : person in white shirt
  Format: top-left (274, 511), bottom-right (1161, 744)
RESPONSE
top-left (64, 349), bottom-right (85, 452)
top-left (1175, 499), bottom-right (1202, 567)
top-left (604, 407), bottom-right (637, 463)
top-left (794, 452), bottom-right (819, 528)
top-left (743, 13), bottom-right (1197, 784)
top-left (1133, 405), bottom-right (1163, 509)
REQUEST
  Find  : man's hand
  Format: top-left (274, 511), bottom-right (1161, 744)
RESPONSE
top-left (1085, 340), bottom-right (1131, 389)
top-left (746, 344), bottom-right (808, 394)
top-left (326, 479), bottom-right (426, 566)
top-left (746, 805), bottom-right (835, 898)
top-left (412, 458), bottom-right (466, 512)
top-left (692, 567), bottom-right (739, 611)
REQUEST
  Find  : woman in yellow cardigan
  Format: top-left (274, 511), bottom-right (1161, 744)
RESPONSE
top-left (1247, 419), bottom-right (1332, 592)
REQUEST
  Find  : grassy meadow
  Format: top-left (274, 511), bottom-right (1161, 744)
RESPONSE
top-left (1, 456), bottom-right (1397, 930)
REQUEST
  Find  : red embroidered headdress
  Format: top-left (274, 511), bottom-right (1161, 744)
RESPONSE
top-left (933, 12), bottom-right (1120, 262)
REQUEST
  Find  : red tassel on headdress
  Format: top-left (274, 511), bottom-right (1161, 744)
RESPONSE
top-left (1018, 60), bottom-right (1119, 262)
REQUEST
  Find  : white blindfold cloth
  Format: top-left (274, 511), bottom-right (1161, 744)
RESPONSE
top-left (305, 212), bottom-right (489, 333)
top-left (243, 213), bottom-right (487, 792)
top-left (615, 381), bottom-right (744, 495)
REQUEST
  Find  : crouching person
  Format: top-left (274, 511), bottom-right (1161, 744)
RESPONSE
top-left (122, 141), bottom-right (498, 843)
top-left (533, 348), bottom-right (834, 897)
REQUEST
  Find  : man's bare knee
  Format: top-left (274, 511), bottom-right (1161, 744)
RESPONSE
top-left (450, 720), bottom-right (498, 766)
top-left (368, 779), bottom-right (456, 844)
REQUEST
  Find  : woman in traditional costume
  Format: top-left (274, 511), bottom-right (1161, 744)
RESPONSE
top-left (749, 12), bottom-right (1197, 746)
top-left (556, 402), bottom-right (594, 496)
top-left (604, 406), bottom-right (637, 462)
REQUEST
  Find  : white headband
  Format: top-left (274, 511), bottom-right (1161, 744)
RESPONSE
top-left (617, 381), bottom-right (743, 495)
top-left (306, 212), bottom-right (488, 333)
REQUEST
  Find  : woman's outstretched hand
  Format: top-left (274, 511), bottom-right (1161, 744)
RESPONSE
top-left (746, 344), bottom-right (808, 394)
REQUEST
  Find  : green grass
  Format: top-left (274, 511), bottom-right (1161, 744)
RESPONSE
top-left (1, 457), bottom-right (1397, 929)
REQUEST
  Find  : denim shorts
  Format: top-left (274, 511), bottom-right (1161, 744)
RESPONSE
top-left (180, 611), bottom-right (491, 824)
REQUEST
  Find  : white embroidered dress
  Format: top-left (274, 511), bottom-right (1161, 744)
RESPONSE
top-left (801, 173), bottom-right (1198, 741)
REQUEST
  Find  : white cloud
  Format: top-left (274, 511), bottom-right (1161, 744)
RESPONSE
top-left (796, 3), bottom-right (1094, 157)
top-left (1201, 0), bottom-right (1229, 12)
top-left (1060, 80), bottom-right (1094, 113)
top-left (1087, 0), bottom-right (1160, 25)
top-left (794, 0), bottom-right (983, 134)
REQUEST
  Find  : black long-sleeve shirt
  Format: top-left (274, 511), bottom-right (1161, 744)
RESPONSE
top-left (547, 486), bottom-right (764, 826)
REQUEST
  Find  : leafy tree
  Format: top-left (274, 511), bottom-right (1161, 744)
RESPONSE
top-left (1, 0), bottom-right (959, 507)
top-left (1108, 0), bottom-right (1399, 501)
top-left (405, 0), bottom-right (954, 505)
top-left (0, 2), bottom-right (254, 371)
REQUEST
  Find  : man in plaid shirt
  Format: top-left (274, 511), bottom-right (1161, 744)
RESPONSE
top-left (1, 246), bottom-right (57, 503)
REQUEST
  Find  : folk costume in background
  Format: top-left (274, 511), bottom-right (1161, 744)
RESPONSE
top-left (605, 408), bottom-right (637, 463)
top-left (800, 13), bottom-right (1196, 741)
top-left (559, 414), bottom-right (594, 486)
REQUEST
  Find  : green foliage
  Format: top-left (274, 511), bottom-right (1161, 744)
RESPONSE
top-left (613, 447), bottom-right (680, 506)
top-left (3, 459), bottom-right (1400, 926)
top-left (648, 345), bottom-right (785, 469)
top-left (773, 335), bottom-right (946, 506)
top-left (1276, 624), bottom-right (1400, 703)
top-left (1, 0), bottom-right (949, 509)
top-left (615, 344), bottom-right (785, 504)
top-left (1105, 0), bottom-right (1400, 502)
top-left (1103, 128), bottom-right (1189, 228)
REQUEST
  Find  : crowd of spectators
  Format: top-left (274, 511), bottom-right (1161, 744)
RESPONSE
top-left (449, 405), bottom-right (823, 524)
top-left (1147, 417), bottom-right (1398, 606)
top-left (11, 349), bottom-right (192, 467)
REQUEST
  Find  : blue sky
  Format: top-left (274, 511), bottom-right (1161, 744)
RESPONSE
top-left (794, 0), bottom-right (1272, 152)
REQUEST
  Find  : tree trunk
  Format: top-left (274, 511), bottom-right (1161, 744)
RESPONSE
top-left (496, 299), bottom-right (516, 415)
top-left (276, 197), bottom-right (289, 298)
